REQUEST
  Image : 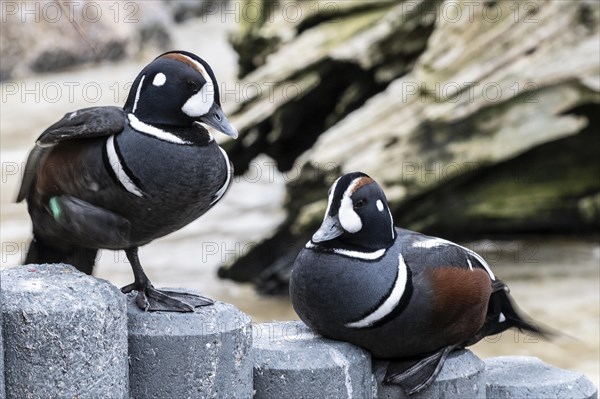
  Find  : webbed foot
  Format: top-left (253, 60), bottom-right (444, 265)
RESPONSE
top-left (122, 247), bottom-right (214, 312)
top-left (121, 284), bottom-right (214, 312)
top-left (384, 345), bottom-right (458, 395)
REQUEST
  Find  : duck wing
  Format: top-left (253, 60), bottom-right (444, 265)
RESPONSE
top-left (16, 106), bottom-right (125, 202)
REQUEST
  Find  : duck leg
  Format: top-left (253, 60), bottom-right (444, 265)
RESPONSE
top-left (383, 345), bottom-right (458, 395)
top-left (121, 247), bottom-right (214, 312)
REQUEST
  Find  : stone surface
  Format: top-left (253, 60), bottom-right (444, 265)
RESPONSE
top-left (0, 306), bottom-right (4, 399)
top-left (253, 321), bottom-right (372, 399)
top-left (127, 296), bottom-right (253, 399)
top-left (0, 264), bottom-right (128, 399)
top-left (372, 350), bottom-right (485, 399)
top-left (485, 356), bottom-right (598, 399)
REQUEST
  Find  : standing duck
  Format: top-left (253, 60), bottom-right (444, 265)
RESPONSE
top-left (290, 172), bottom-right (549, 394)
top-left (17, 51), bottom-right (237, 312)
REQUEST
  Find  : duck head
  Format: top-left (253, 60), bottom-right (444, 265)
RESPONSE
top-left (123, 50), bottom-right (237, 138)
top-left (312, 172), bottom-right (396, 251)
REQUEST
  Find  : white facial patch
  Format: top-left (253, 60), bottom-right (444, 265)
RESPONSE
top-left (181, 81), bottom-right (214, 117)
top-left (339, 195), bottom-right (362, 233)
top-left (178, 54), bottom-right (216, 118)
top-left (338, 178), bottom-right (363, 234)
top-left (152, 72), bottom-right (166, 86)
top-left (376, 199), bottom-right (384, 211)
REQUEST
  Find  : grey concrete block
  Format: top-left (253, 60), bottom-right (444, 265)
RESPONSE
top-left (373, 349), bottom-right (486, 399)
top-left (0, 264), bottom-right (128, 399)
top-left (0, 305), bottom-right (5, 399)
top-left (485, 356), bottom-right (598, 399)
top-left (253, 321), bottom-right (373, 399)
top-left (127, 296), bottom-right (252, 399)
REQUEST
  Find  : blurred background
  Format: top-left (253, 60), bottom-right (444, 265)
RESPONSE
top-left (1, 0), bottom-right (598, 386)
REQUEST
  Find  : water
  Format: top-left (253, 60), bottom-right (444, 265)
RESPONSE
top-left (1, 15), bottom-right (598, 388)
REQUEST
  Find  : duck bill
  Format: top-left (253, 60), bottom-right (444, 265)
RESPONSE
top-left (312, 215), bottom-right (344, 243)
top-left (198, 102), bottom-right (238, 138)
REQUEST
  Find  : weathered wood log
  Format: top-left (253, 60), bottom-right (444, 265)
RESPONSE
top-left (224, 0), bottom-right (438, 171)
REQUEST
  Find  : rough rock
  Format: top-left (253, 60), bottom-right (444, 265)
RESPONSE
top-left (225, 0), bottom-right (437, 172)
top-left (220, 0), bottom-right (600, 291)
top-left (1, 0), bottom-right (173, 80)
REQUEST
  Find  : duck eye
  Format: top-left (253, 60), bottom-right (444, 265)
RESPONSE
top-left (354, 199), bottom-right (367, 209)
top-left (186, 80), bottom-right (200, 92)
top-left (215, 113), bottom-right (222, 122)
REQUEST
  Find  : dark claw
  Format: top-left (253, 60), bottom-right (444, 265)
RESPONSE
top-left (121, 282), bottom-right (138, 294)
top-left (136, 290), bottom-right (151, 311)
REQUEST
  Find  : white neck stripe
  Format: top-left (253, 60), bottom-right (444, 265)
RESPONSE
top-left (132, 75), bottom-right (145, 114)
top-left (333, 247), bottom-right (385, 260)
top-left (106, 135), bottom-right (143, 197)
top-left (305, 241), bottom-right (386, 260)
top-left (345, 253), bottom-right (409, 328)
top-left (210, 147), bottom-right (232, 205)
top-left (128, 114), bottom-right (191, 145)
